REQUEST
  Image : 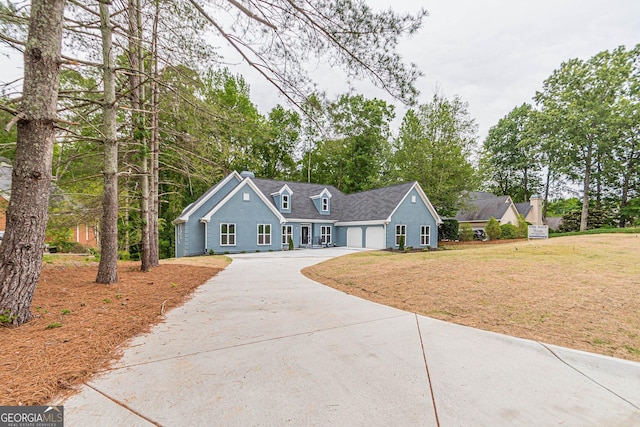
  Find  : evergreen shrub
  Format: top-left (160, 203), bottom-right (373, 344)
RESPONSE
top-left (459, 223), bottom-right (474, 241)
top-left (485, 217), bottom-right (502, 240)
top-left (500, 223), bottom-right (518, 239)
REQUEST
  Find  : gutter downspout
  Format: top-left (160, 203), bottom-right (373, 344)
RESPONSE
top-left (204, 221), bottom-right (208, 254)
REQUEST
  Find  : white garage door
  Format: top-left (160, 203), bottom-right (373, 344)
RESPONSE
top-left (346, 227), bottom-right (363, 248)
top-left (365, 227), bottom-right (385, 249)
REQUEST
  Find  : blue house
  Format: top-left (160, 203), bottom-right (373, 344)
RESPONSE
top-left (173, 171), bottom-right (442, 257)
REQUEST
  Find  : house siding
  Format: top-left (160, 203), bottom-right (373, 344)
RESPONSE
top-left (205, 185), bottom-right (281, 253)
top-left (174, 174), bottom-right (442, 257)
top-left (500, 204), bottom-right (520, 226)
top-left (176, 177), bottom-right (241, 257)
top-left (386, 187), bottom-right (439, 249)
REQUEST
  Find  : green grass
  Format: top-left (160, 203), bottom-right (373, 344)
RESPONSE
top-left (550, 227), bottom-right (640, 238)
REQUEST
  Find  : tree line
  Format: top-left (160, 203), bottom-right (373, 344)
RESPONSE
top-left (0, 0), bottom-right (638, 326)
top-left (0, 0), bottom-right (427, 325)
top-left (482, 44), bottom-right (640, 231)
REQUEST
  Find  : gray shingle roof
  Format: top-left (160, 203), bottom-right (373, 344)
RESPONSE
top-left (455, 192), bottom-right (512, 222)
top-left (250, 179), bottom-right (416, 222)
top-left (514, 202), bottom-right (531, 217)
top-left (251, 178), bottom-right (345, 220)
top-left (340, 182), bottom-right (416, 222)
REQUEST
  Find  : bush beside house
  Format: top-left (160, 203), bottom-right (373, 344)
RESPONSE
top-left (485, 217), bottom-right (502, 240)
top-left (459, 223), bottom-right (474, 241)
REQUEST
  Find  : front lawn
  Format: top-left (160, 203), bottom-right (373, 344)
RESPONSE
top-left (303, 234), bottom-right (640, 362)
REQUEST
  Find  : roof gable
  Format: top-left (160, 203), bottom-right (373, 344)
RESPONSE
top-left (271, 184), bottom-right (293, 196)
top-left (456, 192), bottom-right (514, 222)
top-left (173, 171), bottom-right (242, 224)
top-left (200, 178), bottom-right (285, 223)
top-left (310, 188), bottom-right (332, 199)
top-left (179, 174), bottom-right (442, 226)
top-left (387, 182), bottom-right (443, 225)
top-left (514, 202), bottom-right (531, 217)
top-left (340, 182), bottom-right (414, 222)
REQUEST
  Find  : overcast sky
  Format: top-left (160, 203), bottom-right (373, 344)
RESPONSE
top-left (242, 0), bottom-right (640, 140)
top-left (1, 0), bottom-right (639, 142)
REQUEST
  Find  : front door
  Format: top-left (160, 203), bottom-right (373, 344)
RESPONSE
top-left (301, 224), bottom-right (311, 246)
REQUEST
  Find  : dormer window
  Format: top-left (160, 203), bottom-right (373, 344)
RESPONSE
top-left (272, 184), bottom-right (293, 213)
top-left (311, 188), bottom-right (332, 215)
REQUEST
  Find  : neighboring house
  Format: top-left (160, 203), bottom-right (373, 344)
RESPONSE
top-left (71, 223), bottom-right (99, 247)
top-left (0, 159), bottom-right (11, 231)
top-left (173, 171), bottom-right (442, 256)
top-left (0, 158), bottom-right (98, 248)
top-left (455, 192), bottom-right (544, 231)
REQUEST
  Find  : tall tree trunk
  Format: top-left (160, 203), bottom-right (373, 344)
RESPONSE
top-left (128, 0), bottom-right (151, 272)
top-left (595, 157), bottom-right (602, 210)
top-left (149, 0), bottom-right (160, 266)
top-left (96, 2), bottom-right (119, 284)
top-left (523, 166), bottom-right (529, 202)
top-left (580, 145), bottom-right (592, 232)
top-left (542, 164), bottom-right (552, 221)
top-left (618, 151), bottom-right (637, 228)
top-left (0, 0), bottom-right (65, 325)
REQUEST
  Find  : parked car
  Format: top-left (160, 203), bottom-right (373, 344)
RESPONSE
top-left (473, 229), bottom-right (486, 241)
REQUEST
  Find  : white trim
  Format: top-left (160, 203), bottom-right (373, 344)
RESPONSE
top-left (271, 184), bottom-right (293, 196)
top-left (310, 188), bottom-right (332, 199)
top-left (395, 224), bottom-right (406, 246)
top-left (281, 225), bottom-right (293, 246)
top-left (200, 178), bottom-right (286, 224)
top-left (321, 197), bottom-right (329, 212)
top-left (386, 182), bottom-right (443, 225)
top-left (204, 222), bottom-right (208, 252)
top-left (173, 171), bottom-right (243, 224)
top-left (76, 224), bottom-right (80, 242)
top-left (320, 225), bottom-right (332, 244)
top-left (257, 223), bottom-right (272, 245)
top-left (220, 223), bottom-right (236, 246)
top-left (335, 220), bottom-right (387, 226)
top-left (300, 223), bottom-right (312, 246)
top-left (287, 218), bottom-right (337, 224)
top-left (420, 225), bottom-right (431, 246)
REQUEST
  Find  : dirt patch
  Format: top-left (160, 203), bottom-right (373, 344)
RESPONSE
top-left (303, 234), bottom-right (640, 362)
top-left (0, 255), bottom-right (229, 406)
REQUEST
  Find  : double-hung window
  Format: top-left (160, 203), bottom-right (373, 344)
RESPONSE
top-left (321, 197), bottom-right (329, 212)
top-left (282, 225), bottom-right (293, 245)
top-left (420, 225), bottom-right (431, 246)
top-left (395, 224), bottom-right (406, 246)
top-left (320, 226), bottom-right (331, 245)
top-left (282, 194), bottom-right (289, 210)
top-left (257, 224), bottom-right (271, 245)
top-left (220, 223), bottom-right (236, 246)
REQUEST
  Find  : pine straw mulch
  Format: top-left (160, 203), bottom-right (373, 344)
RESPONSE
top-left (0, 256), bottom-right (227, 406)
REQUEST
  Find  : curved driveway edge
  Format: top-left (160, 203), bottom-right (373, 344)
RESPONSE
top-left (63, 248), bottom-right (640, 426)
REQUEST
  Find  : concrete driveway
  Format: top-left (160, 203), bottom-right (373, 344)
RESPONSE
top-left (63, 248), bottom-right (640, 426)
